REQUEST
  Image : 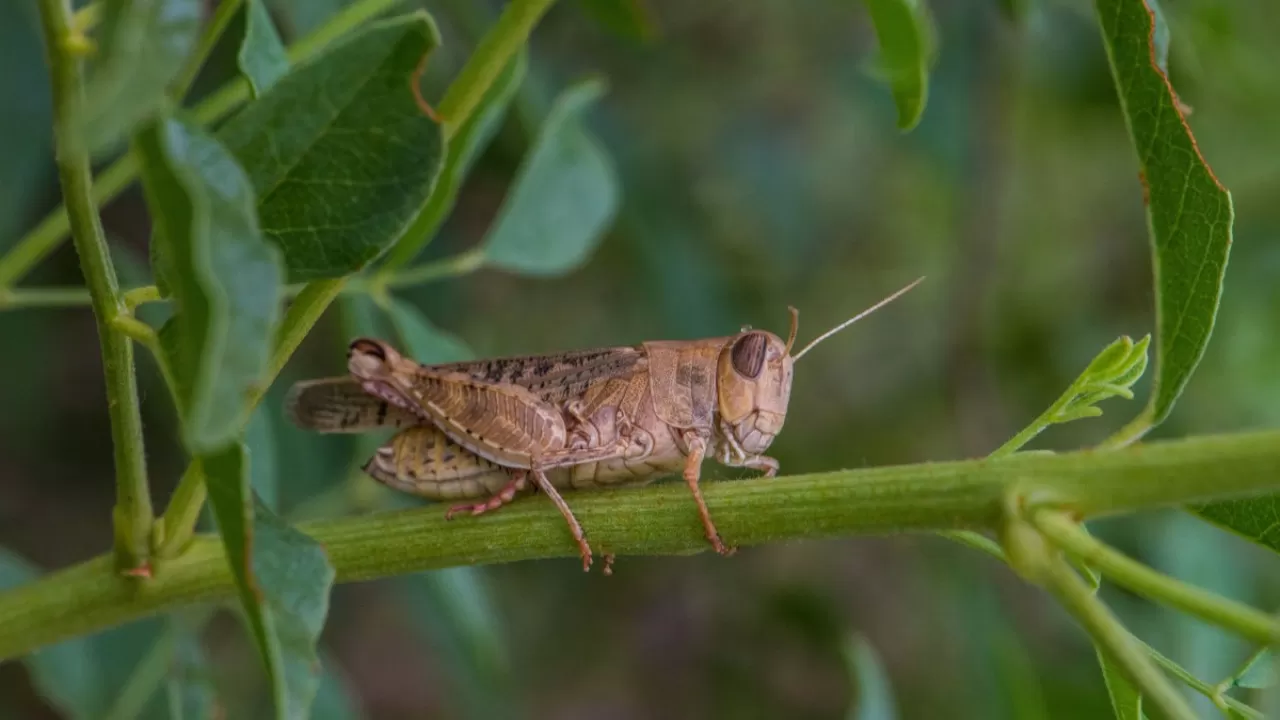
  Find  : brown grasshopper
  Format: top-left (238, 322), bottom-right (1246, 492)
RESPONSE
top-left (286, 278), bottom-right (923, 571)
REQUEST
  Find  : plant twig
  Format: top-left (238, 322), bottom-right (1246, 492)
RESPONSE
top-left (170, 0), bottom-right (244, 101)
top-left (3, 429), bottom-right (1280, 661)
top-left (434, 0), bottom-right (557, 136)
top-left (1139, 641), bottom-right (1265, 719)
top-left (36, 0), bottom-right (153, 575)
top-left (1033, 510), bottom-right (1280, 647)
top-left (1040, 554), bottom-right (1197, 720)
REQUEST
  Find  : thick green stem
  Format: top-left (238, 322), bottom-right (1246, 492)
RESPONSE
top-left (3, 429), bottom-right (1280, 660)
top-left (1041, 554), bottom-right (1197, 720)
top-left (1034, 510), bottom-right (1280, 647)
top-left (37, 0), bottom-right (153, 574)
top-left (0, 0), bottom-right (404, 290)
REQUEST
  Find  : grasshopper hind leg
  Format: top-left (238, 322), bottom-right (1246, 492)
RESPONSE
top-left (444, 468), bottom-right (594, 573)
top-left (444, 471), bottom-right (530, 518)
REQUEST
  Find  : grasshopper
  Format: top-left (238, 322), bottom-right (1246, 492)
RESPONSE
top-left (286, 278), bottom-right (923, 571)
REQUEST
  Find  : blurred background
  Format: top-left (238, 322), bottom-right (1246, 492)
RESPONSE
top-left (2, 0), bottom-right (1279, 717)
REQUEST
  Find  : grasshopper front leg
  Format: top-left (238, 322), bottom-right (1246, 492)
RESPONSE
top-left (681, 430), bottom-right (735, 556)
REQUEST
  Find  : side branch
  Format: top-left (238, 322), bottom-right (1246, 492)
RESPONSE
top-left (37, 0), bottom-right (153, 573)
top-left (1, 429), bottom-right (1279, 661)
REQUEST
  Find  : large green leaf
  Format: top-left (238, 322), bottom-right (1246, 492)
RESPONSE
top-left (862, 0), bottom-right (935, 132)
top-left (203, 445), bottom-right (336, 720)
top-left (1095, 0), bottom-right (1234, 443)
top-left (239, 0), bottom-right (291, 98)
top-left (136, 116), bottom-right (284, 454)
top-left (384, 298), bottom-right (473, 363)
top-left (480, 78), bottom-right (619, 276)
top-left (79, 0), bottom-right (201, 154)
top-left (380, 50), bottom-right (527, 270)
top-left (218, 12), bottom-right (446, 281)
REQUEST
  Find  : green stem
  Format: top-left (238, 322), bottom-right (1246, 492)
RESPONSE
top-left (170, 0), bottom-right (244, 101)
top-left (937, 530), bottom-right (1006, 561)
top-left (0, 155), bottom-right (136, 289)
top-left (3, 429), bottom-right (1280, 660)
top-left (1140, 641), bottom-right (1263, 720)
top-left (155, 463), bottom-right (209, 560)
top-left (381, 247), bottom-right (487, 289)
top-left (434, 0), bottom-right (556, 135)
top-left (37, 0), bottom-right (153, 574)
top-left (1, 249), bottom-right (490, 313)
top-left (0, 286), bottom-right (91, 309)
top-left (1033, 510), bottom-right (1280, 647)
top-left (0, 0), bottom-right (404, 291)
top-left (71, 2), bottom-right (101, 34)
top-left (1041, 555), bottom-right (1197, 720)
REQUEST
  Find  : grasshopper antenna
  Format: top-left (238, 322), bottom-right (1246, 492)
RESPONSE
top-left (791, 276), bottom-right (925, 362)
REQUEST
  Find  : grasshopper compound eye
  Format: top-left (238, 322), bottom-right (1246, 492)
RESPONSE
top-left (730, 332), bottom-right (769, 379)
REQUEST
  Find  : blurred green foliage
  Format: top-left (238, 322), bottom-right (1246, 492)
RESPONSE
top-left (2, 0), bottom-right (1278, 718)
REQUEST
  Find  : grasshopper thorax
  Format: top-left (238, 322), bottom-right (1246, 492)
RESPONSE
top-left (716, 328), bottom-right (794, 455)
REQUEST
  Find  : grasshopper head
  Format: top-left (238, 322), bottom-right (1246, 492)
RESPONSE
top-left (348, 338), bottom-right (404, 381)
top-left (716, 327), bottom-right (795, 455)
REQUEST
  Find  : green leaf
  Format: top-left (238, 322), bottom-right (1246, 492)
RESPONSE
top-left (0, 0), bottom-right (53, 250)
top-left (576, 0), bottom-right (658, 41)
top-left (1095, 0), bottom-right (1234, 443)
top-left (384, 298), bottom-right (473, 363)
top-left (136, 115), bottom-right (284, 454)
top-left (994, 335), bottom-right (1149, 456)
top-left (380, 50), bottom-right (527, 271)
top-left (79, 0), bottom-right (201, 154)
top-left (1233, 650), bottom-right (1275, 690)
top-left (1193, 497), bottom-right (1280, 556)
top-left (862, 0), bottom-right (935, 132)
top-left (480, 78), bottom-right (619, 277)
top-left (248, 404), bottom-right (280, 513)
top-left (1097, 648), bottom-right (1146, 720)
top-left (203, 445), bottom-right (336, 720)
top-left (843, 634), bottom-right (898, 720)
top-left (165, 613), bottom-right (217, 720)
top-left (311, 655), bottom-right (360, 720)
top-left (218, 12), bottom-right (446, 282)
top-left (0, 549), bottom-right (102, 719)
top-left (398, 569), bottom-right (513, 718)
top-left (239, 0), bottom-right (290, 98)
